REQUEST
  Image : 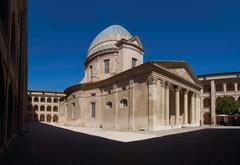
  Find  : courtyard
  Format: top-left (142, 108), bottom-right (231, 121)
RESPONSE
top-left (1, 122), bottom-right (240, 165)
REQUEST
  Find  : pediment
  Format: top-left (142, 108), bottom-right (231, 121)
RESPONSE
top-left (168, 68), bottom-right (195, 83)
top-left (127, 36), bottom-right (143, 49)
top-left (154, 61), bottom-right (201, 85)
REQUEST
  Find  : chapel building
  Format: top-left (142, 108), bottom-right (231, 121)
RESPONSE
top-left (59, 25), bottom-right (202, 131)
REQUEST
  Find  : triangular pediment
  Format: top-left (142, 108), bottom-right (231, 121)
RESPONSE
top-left (127, 36), bottom-right (143, 48)
top-left (153, 61), bottom-right (201, 85)
top-left (168, 68), bottom-right (195, 83)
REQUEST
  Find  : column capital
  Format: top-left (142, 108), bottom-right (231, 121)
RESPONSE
top-left (183, 89), bottom-right (189, 94)
top-left (174, 85), bottom-right (180, 92)
top-left (190, 91), bottom-right (196, 97)
top-left (146, 75), bottom-right (158, 85)
top-left (165, 81), bottom-right (170, 88)
top-left (195, 92), bottom-right (201, 98)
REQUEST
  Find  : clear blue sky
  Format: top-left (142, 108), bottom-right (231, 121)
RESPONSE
top-left (28, 0), bottom-right (240, 91)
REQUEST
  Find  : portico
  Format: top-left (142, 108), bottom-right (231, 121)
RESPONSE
top-left (147, 74), bottom-right (201, 131)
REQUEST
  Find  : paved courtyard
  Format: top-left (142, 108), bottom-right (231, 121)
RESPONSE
top-left (1, 122), bottom-right (240, 165)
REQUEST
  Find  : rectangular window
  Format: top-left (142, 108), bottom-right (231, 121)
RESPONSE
top-left (91, 102), bottom-right (96, 118)
top-left (132, 58), bottom-right (137, 68)
top-left (104, 59), bottom-right (110, 74)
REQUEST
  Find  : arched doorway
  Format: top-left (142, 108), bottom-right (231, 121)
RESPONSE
top-left (53, 115), bottom-right (58, 122)
top-left (0, 63), bottom-right (5, 149)
top-left (46, 115), bottom-right (52, 122)
top-left (7, 84), bottom-right (14, 139)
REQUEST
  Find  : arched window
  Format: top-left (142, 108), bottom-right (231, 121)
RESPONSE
top-left (27, 105), bottom-right (32, 111)
top-left (203, 97), bottom-right (211, 108)
top-left (203, 85), bottom-right (211, 93)
top-left (229, 96), bottom-right (235, 100)
top-left (40, 105), bottom-right (45, 111)
top-left (106, 101), bottom-right (112, 110)
top-left (47, 106), bottom-right (51, 112)
top-left (40, 114), bottom-right (45, 122)
top-left (33, 105), bottom-right (38, 111)
top-left (120, 99), bottom-right (128, 108)
top-left (34, 97), bottom-right (39, 102)
top-left (27, 96), bottom-right (32, 102)
top-left (34, 114), bottom-right (38, 121)
top-left (216, 83), bottom-right (223, 92)
top-left (46, 115), bottom-right (52, 122)
top-left (53, 115), bottom-right (58, 122)
top-left (47, 97), bottom-right (52, 103)
top-left (227, 83), bottom-right (234, 91)
top-left (40, 97), bottom-right (45, 102)
top-left (53, 98), bottom-right (58, 103)
top-left (53, 106), bottom-right (58, 112)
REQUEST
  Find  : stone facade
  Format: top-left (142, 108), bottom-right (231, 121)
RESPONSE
top-left (0, 0), bottom-right (28, 154)
top-left (58, 25), bottom-right (202, 131)
top-left (199, 72), bottom-right (240, 125)
top-left (26, 90), bottom-right (65, 123)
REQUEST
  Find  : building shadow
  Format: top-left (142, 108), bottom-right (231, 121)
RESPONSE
top-left (1, 122), bottom-right (240, 165)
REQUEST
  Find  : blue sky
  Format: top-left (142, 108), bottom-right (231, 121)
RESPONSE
top-left (28, 0), bottom-right (240, 91)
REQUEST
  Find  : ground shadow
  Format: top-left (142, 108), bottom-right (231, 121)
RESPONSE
top-left (1, 122), bottom-right (240, 165)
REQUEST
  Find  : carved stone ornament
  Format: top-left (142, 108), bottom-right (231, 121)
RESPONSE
top-left (146, 75), bottom-right (158, 85)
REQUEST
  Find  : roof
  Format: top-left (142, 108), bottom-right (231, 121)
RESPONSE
top-left (87, 25), bottom-right (132, 57)
top-left (198, 72), bottom-right (240, 77)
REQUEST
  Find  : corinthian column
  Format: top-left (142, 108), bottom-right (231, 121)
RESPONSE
top-left (175, 86), bottom-right (180, 125)
top-left (147, 74), bottom-right (159, 131)
top-left (190, 92), bottom-right (195, 124)
top-left (183, 89), bottom-right (189, 125)
top-left (165, 82), bottom-right (170, 125)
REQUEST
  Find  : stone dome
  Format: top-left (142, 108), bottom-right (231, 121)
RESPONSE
top-left (87, 25), bottom-right (132, 57)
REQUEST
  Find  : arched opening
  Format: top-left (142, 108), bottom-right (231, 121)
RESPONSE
top-left (120, 99), bottom-right (128, 108)
top-left (238, 83), bottom-right (240, 91)
top-left (40, 114), bottom-right (45, 122)
top-left (40, 97), bottom-right (45, 102)
top-left (203, 85), bottom-right (211, 93)
top-left (0, 64), bottom-right (5, 148)
top-left (216, 83), bottom-right (223, 92)
top-left (46, 115), bottom-right (52, 122)
top-left (203, 97), bottom-right (211, 108)
top-left (34, 97), bottom-right (39, 102)
top-left (53, 106), bottom-right (58, 112)
top-left (216, 97), bottom-right (222, 102)
top-left (27, 96), bottom-right (32, 102)
top-left (106, 101), bottom-right (112, 110)
top-left (53, 98), bottom-right (58, 103)
top-left (7, 84), bottom-right (14, 139)
top-left (40, 105), bottom-right (45, 111)
top-left (33, 105), bottom-right (38, 111)
top-left (238, 97), bottom-right (240, 101)
top-left (227, 83), bottom-right (234, 91)
top-left (53, 115), bottom-right (58, 122)
top-left (34, 114), bottom-right (38, 121)
top-left (47, 106), bottom-right (51, 112)
top-left (47, 97), bottom-right (52, 103)
top-left (203, 112), bottom-right (211, 125)
top-left (229, 96), bottom-right (235, 101)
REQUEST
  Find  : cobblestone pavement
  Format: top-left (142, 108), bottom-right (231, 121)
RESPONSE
top-left (1, 122), bottom-right (240, 165)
